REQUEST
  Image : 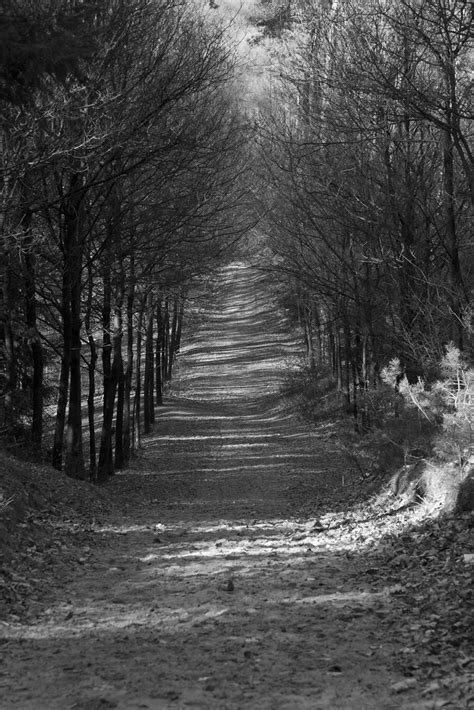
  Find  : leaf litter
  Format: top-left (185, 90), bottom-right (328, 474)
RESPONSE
top-left (0, 263), bottom-right (473, 709)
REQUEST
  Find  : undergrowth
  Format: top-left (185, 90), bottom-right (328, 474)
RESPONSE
top-left (282, 345), bottom-right (474, 511)
top-left (280, 363), bottom-right (346, 422)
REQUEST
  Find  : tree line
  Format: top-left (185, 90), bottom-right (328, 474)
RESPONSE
top-left (255, 0), bottom-right (473, 423)
top-left (0, 0), bottom-right (252, 480)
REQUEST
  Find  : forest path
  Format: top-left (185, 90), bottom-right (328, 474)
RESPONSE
top-left (1, 263), bottom-right (422, 709)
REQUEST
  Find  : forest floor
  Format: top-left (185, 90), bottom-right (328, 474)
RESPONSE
top-left (0, 262), bottom-right (473, 709)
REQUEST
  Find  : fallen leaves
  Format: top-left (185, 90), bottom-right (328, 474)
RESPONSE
top-left (390, 677), bottom-right (418, 693)
top-left (362, 511), bottom-right (474, 707)
top-left (0, 472), bottom-right (109, 621)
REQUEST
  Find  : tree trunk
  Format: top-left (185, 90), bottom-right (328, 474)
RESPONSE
top-left (174, 295), bottom-right (185, 355)
top-left (122, 260), bottom-right (135, 465)
top-left (53, 170), bottom-right (85, 476)
top-left (303, 301), bottom-right (315, 369)
top-left (63, 172), bottom-right (85, 480)
top-left (52, 351), bottom-right (69, 470)
top-left (65, 302), bottom-right (85, 479)
top-left (144, 296), bottom-right (155, 434)
top-left (162, 297), bottom-right (170, 381)
top-left (21, 207), bottom-right (44, 447)
top-left (1, 232), bottom-right (17, 436)
top-left (85, 264), bottom-right (97, 480)
top-left (133, 294), bottom-right (147, 451)
top-left (98, 254), bottom-right (114, 481)
top-left (334, 328), bottom-right (343, 392)
top-left (87, 332), bottom-right (97, 480)
top-left (442, 124), bottom-right (463, 349)
top-left (113, 302), bottom-right (125, 470)
top-left (155, 305), bottom-right (163, 407)
top-left (343, 322), bottom-right (352, 412)
top-left (0, 170), bottom-right (18, 438)
top-left (167, 295), bottom-right (181, 380)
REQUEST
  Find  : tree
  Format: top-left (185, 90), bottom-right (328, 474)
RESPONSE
top-left (1, 0), bottom-right (253, 480)
top-left (255, 0), bottom-right (472, 423)
top-left (0, 0), bottom-right (99, 446)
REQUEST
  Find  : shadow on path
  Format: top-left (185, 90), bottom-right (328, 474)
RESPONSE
top-left (0, 262), bottom-right (422, 710)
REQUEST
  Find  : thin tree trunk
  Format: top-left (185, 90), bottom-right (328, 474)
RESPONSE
top-left (0, 172), bottom-right (17, 437)
top-left (53, 171), bottom-right (85, 476)
top-left (133, 294), bottom-right (147, 451)
top-left (167, 295), bottom-right (180, 380)
top-left (162, 297), bottom-right (170, 382)
top-left (22, 207), bottom-right (43, 447)
top-left (304, 301), bottom-right (315, 369)
top-left (63, 172), bottom-right (85, 480)
top-left (442, 124), bottom-right (463, 349)
top-left (174, 295), bottom-right (185, 355)
top-left (1, 233), bottom-right (17, 436)
top-left (85, 262), bottom-right (97, 480)
top-left (343, 322), bottom-right (352, 412)
top-left (87, 332), bottom-right (97, 480)
top-left (335, 330), bottom-right (343, 392)
top-left (123, 258), bottom-right (135, 465)
top-left (144, 295), bottom-right (155, 434)
top-left (155, 305), bottom-right (163, 407)
top-left (65, 299), bottom-right (85, 479)
top-left (113, 301), bottom-right (125, 470)
top-left (98, 252), bottom-right (114, 481)
top-left (52, 179), bottom-right (71, 471)
top-left (52, 350), bottom-right (70, 470)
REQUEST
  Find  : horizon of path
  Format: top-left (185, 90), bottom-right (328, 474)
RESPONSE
top-left (1, 262), bottom-right (418, 710)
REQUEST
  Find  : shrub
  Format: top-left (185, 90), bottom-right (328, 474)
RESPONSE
top-left (384, 345), bottom-right (474, 509)
top-left (280, 362), bottom-right (343, 420)
top-left (392, 345), bottom-right (474, 465)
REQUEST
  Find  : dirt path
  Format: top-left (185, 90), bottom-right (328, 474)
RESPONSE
top-left (1, 263), bottom-right (429, 709)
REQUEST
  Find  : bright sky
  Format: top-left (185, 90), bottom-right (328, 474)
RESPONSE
top-left (209, 0), bottom-right (276, 107)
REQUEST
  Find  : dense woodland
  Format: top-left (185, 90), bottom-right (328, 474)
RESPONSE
top-left (251, 0), bottom-right (473, 503)
top-left (0, 0), bottom-right (253, 481)
top-left (0, 0), bottom-right (473, 500)
top-left (1, 5), bottom-right (473, 707)
top-left (255, 0), bottom-right (472, 382)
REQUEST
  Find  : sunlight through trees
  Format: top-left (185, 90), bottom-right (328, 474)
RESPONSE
top-left (1, 0), bottom-right (253, 477)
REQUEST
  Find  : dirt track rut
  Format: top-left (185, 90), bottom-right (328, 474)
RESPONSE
top-left (1, 263), bottom-right (421, 709)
